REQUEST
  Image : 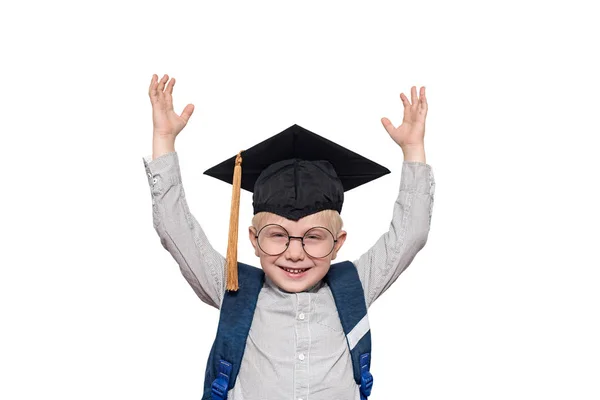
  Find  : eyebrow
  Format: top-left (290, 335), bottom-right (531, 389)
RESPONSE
top-left (262, 223), bottom-right (333, 234)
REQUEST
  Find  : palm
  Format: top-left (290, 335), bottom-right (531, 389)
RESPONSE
top-left (148, 74), bottom-right (194, 138)
top-left (381, 86), bottom-right (427, 148)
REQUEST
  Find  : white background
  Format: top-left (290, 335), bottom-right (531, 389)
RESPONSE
top-left (1, 0), bottom-right (599, 399)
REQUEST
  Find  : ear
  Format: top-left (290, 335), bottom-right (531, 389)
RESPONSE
top-left (330, 230), bottom-right (347, 260)
top-left (248, 226), bottom-right (260, 257)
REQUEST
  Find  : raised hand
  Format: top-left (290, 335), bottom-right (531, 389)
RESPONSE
top-left (148, 74), bottom-right (195, 140)
top-left (381, 86), bottom-right (427, 151)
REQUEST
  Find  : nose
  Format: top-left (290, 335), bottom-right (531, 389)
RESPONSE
top-left (284, 237), bottom-right (305, 261)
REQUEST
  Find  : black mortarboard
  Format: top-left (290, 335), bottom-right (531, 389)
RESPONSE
top-left (204, 124), bottom-right (390, 290)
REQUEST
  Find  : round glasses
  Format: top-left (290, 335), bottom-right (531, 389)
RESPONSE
top-left (255, 224), bottom-right (337, 258)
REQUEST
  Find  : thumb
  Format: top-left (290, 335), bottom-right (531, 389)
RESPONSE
top-left (381, 117), bottom-right (395, 136)
top-left (180, 104), bottom-right (195, 124)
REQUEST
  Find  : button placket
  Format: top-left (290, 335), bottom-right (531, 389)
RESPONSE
top-left (294, 293), bottom-right (310, 399)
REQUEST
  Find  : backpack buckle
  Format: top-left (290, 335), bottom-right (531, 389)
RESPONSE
top-left (360, 370), bottom-right (373, 397)
top-left (359, 353), bottom-right (373, 398)
top-left (211, 360), bottom-right (232, 400)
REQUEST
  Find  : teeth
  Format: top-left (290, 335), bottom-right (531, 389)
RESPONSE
top-left (283, 268), bottom-right (306, 274)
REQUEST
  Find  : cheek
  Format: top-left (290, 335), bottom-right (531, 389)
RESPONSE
top-left (312, 259), bottom-right (332, 275)
top-left (259, 254), bottom-right (279, 268)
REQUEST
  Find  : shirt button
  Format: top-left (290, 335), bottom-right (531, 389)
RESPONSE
top-left (298, 353), bottom-right (305, 361)
top-left (298, 313), bottom-right (305, 320)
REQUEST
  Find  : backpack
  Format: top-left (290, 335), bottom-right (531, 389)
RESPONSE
top-left (202, 261), bottom-right (374, 400)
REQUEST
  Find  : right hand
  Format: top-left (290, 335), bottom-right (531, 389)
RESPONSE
top-left (148, 74), bottom-right (195, 140)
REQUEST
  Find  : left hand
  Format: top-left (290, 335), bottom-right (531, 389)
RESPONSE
top-left (381, 86), bottom-right (427, 149)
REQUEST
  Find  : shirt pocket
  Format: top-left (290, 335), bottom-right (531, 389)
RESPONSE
top-left (313, 291), bottom-right (344, 333)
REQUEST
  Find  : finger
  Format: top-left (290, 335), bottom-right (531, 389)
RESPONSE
top-left (400, 93), bottom-right (413, 120)
top-left (381, 117), bottom-right (395, 135)
top-left (180, 104), bottom-right (195, 124)
top-left (420, 86), bottom-right (428, 110)
top-left (148, 74), bottom-right (158, 103)
top-left (148, 74), bottom-right (156, 96)
top-left (411, 86), bottom-right (417, 106)
top-left (157, 74), bottom-right (169, 92)
top-left (166, 77), bottom-right (175, 95)
top-left (400, 92), bottom-right (410, 107)
top-left (164, 78), bottom-right (175, 111)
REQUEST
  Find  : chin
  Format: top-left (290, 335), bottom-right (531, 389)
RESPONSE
top-left (269, 265), bottom-right (325, 292)
top-left (278, 280), bottom-right (316, 293)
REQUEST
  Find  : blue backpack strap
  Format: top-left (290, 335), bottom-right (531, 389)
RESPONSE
top-left (202, 262), bottom-right (265, 400)
top-left (326, 261), bottom-right (374, 399)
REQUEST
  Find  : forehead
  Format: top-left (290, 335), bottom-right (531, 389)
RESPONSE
top-left (260, 212), bottom-right (328, 231)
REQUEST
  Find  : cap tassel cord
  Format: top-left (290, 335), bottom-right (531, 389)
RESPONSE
top-left (226, 151), bottom-right (243, 291)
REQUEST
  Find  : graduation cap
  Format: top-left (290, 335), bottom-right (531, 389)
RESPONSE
top-left (204, 124), bottom-right (390, 291)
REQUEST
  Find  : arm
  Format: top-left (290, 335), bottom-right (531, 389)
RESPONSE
top-left (143, 73), bottom-right (226, 309)
top-left (143, 150), bottom-right (226, 309)
top-left (354, 86), bottom-right (434, 308)
top-left (353, 155), bottom-right (435, 308)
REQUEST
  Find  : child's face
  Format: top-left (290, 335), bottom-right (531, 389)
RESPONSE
top-left (248, 212), bottom-right (347, 293)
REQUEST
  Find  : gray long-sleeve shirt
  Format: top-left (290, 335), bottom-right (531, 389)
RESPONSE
top-left (142, 151), bottom-right (435, 400)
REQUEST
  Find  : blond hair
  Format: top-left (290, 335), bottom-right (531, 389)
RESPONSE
top-left (252, 209), bottom-right (343, 235)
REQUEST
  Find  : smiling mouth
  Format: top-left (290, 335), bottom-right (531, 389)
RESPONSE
top-left (278, 266), bottom-right (311, 275)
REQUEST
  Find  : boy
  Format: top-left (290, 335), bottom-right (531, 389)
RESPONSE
top-left (143, 74), bottom-right (435, 399)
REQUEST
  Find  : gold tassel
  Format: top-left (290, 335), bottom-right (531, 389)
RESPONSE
top-left (226, 151), bottom-right (243, 291)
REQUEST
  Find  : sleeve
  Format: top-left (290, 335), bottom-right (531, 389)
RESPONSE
top-left (353, 161), bottom-right (435, 308)
top-left (142, 151), bottom-right (226, 309)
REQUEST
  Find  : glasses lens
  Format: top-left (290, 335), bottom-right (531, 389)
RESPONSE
top-left (257, 224), bottom-right (289, 255)
top-left (303, 227), bottom-right (335, 258)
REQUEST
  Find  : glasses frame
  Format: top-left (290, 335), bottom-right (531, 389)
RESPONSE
top-left (254, 223), bottom-right (338, 258)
